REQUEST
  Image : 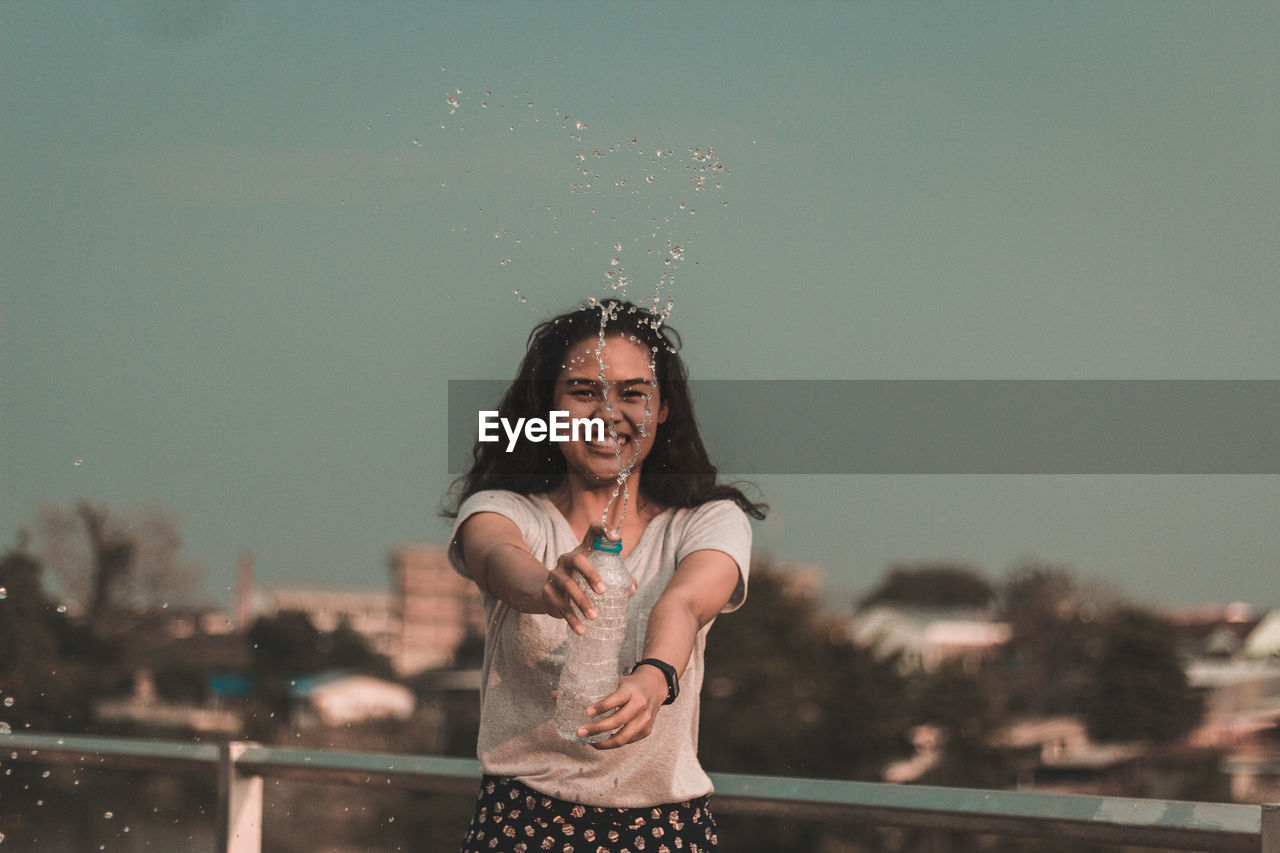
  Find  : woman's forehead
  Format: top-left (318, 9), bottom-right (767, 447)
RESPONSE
top-left (560, 335), bottom-right (657, 377)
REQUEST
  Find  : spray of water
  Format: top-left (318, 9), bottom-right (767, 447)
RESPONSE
top-left (431, 82), bottom-right (731, 533)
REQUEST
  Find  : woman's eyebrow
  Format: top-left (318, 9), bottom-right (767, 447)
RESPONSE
top-left (561, 376), bottom-right (655, 388)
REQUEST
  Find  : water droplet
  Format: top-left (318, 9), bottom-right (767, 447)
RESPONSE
top-left (73, 459), bottom-right (84, 467)
top-left (56, 605), bottom-right (67, 614)
top-left (0, 588), bottom-right (6, 600)
top-left (103, 811), bottom-right (114, 820)
top-left (613, 242), bottom-right (623, 252)
top-left (0, 723), bottom-right (10, 735)
top-left (2, 698), bottom-right (13, 708)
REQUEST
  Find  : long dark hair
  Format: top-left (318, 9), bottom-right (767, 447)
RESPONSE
top-left (441, 299), bottom-right (766, 520)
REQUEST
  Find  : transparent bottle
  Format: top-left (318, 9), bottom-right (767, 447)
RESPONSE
top-left (554, 535), bottom-right (630, 743)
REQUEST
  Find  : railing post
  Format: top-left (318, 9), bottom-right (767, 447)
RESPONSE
top-left (216, 741), bottom-right (263, 853)
top-left (1262, 804), bottom-right (1280, 853)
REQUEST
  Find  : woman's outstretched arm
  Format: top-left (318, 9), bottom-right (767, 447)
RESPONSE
top-left (456, 512), bottom-right (606, 635)
top-left (579, 548), bottom-right (741, 748)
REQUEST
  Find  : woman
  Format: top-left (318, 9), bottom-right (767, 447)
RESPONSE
top-left (444, 299), bottom-right (765, 853)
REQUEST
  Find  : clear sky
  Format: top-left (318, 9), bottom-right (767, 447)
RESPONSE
top-left (3, 2), bottom-right (1277, 610)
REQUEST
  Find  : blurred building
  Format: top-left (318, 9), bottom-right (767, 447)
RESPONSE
top-left (247, 586), bottom-right (399, 657)
top-left (1244, 608), bottom-right (1280, 658)
top-left (1161, 601), bottom-right (1260, 659)
top-left (1186, 658), bottom-right (1280, 745)
top-left (236, 545), bottom-right (484, 677)
top-left (850, 603), bottom-right (1011, 672)
top-left (389, 544), bottom-right (485, 675)
top-left (289, 671), bottom-right (416, 727)
top-left (996, 716), bottom-right (1146, 795)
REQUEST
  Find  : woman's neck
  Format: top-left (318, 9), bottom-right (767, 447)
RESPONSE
top-left (549, 473), bottom-right (661, 541)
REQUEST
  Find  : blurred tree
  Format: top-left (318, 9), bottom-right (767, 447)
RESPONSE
top-left (702, 559), bottom-right (914, 851)
top-left (33, 500), bottom-right (201, 633)
top-left (1000, 561), bottom-right (1104, 716)
top-left (1086, 607), bottom-right (1205, 743)
top-left (860, 561), bottom-right (995, 608)
top-left (249, 610), bottom-right (329, 673)
top-left (246, 610), bottom-right (396, 737)
top-left (912, 662), bottom-right (1015, 790)
top-left (328, 615), bottom-right (394, 677)
top-left (0, 534), bottom-right (105, 732)
top-left (247, 609), bottom-right (327, 731)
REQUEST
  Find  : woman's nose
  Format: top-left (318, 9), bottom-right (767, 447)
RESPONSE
top-left (591, 386), bottom-right (620, 418)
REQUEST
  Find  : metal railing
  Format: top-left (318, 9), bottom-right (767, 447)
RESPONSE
top-left (3, 732), bottom-right (1277, 852)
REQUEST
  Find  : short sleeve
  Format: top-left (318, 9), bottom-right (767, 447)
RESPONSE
top-left (674, 500), bottom-right (754, 612)
top-left (447, 490), bottom-right (541, 579)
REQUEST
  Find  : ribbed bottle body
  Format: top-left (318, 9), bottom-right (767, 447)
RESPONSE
top-left (553, 539), bottom-right (630, 743)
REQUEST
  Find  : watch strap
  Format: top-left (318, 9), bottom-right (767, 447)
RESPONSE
top-left (632, 658), bottom-right (679, 705)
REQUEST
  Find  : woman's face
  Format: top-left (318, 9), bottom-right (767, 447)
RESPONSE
top-left (552, 334), bottom-right (668, 485)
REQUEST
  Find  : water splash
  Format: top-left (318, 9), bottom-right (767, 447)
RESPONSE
top-left (434, 83), bottom-right (732, 534)
top-left (434, 83), bottom-right (731, 322)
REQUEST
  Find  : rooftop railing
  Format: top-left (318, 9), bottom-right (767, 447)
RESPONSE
top-left (3, 731), bottom-right (1277, 852)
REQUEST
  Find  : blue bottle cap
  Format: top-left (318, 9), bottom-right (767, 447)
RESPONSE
top-left (591, 535), bottom-right (623, 553)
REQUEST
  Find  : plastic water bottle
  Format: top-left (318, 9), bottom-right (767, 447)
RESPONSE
top-left (554, 535), bottom-right (630, 742)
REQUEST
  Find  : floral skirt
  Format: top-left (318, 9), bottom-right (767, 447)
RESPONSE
top-left (459, 774), bottom-right (719, 853)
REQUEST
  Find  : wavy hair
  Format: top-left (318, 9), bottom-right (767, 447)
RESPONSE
top-left (441, 299), bottom-right (766, 520)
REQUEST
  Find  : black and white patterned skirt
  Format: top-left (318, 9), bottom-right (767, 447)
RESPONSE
top-left (459, 774), bottom-right (719, 853)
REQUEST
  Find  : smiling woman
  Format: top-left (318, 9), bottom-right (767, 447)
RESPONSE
top-left (441, 299), bottom-right (766, 852)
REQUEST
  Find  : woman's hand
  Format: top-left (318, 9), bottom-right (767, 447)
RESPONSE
top-left (575, 664), bottom-right (670, 749)
top-left (540, 529), bottom-right (604, 635)
top-left (539, 527), bottom-right (636, 634)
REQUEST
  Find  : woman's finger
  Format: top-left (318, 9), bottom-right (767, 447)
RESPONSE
top-left (572, 552), bottom-right (604, 594)
top-left (591, 712), bottom-right (653, 749)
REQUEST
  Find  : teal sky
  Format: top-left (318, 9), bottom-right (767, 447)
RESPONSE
top-left (4, 2), bottom-right (1277, 609)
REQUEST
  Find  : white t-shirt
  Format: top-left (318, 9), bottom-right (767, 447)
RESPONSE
top-left (448, 490), bottom-right (753, 807)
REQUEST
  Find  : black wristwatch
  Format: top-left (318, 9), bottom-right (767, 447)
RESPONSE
top-left (632, 658), bottom-right (679, 705)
